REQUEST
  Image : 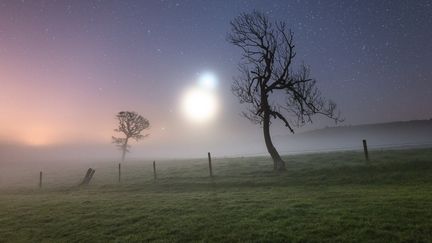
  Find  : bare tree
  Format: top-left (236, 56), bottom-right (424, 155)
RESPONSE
top-left (228, 11), bottom-right (341, 171)
top-left (112, 111), bottom-right (150, 162)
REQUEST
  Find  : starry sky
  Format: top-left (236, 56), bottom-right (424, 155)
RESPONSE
top-left (0, 0), bottom-right (431, 157)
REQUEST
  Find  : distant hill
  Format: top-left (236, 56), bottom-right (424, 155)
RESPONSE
top-left (273, 119), bottom-right (432, 154)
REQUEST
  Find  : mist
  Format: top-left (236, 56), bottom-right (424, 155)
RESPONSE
top-left (2, 118), bottom-right (431, 193)
top-left (1, 1), bottom-right (432, 241)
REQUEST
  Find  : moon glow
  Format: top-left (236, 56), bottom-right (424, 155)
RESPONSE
top-left (181, 87), bottom-right (218, 123)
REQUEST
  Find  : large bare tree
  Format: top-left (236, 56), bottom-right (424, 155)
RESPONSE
top-left (112, 111), bottom-right (150, 162)
top-left (228, 11), bottom-right (341, 171)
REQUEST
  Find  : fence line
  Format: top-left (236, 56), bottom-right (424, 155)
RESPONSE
top-left (29, 141), bottom-right (432, 189)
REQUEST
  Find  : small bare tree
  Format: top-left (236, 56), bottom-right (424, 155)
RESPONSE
top-left (228, 11), bottom-right (341, 171)
top-left (112, 111), bottom-right (150, 162)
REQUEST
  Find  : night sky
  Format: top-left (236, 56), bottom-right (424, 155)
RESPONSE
top-left (0, 0), bottom-right (431, 157)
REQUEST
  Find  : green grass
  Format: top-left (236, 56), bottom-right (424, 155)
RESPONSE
top-left (1, 148), bottom-right (432, 242)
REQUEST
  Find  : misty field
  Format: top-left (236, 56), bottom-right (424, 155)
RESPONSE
top-left (1, 149), bottom-right (432, 242)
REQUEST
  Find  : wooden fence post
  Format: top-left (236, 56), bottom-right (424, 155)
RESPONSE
top-left (80, 168), bottom-right (96, 186)
top-left (208, 152), bottom-right (213, 177)
top-left (153, 161), bottom-right (157, 180)
top-left (39, 171), bottom-right (42, 188)
top-left (363, 139), bottom-right (370, 162)
top-left (118, 163), bottom-right (121, 183)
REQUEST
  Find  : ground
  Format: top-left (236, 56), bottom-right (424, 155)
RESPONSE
top-left (1, 149), bottom-right (432, 242)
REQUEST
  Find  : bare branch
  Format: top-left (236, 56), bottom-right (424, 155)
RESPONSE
top-left (228, 11), bottom-right (342, 131)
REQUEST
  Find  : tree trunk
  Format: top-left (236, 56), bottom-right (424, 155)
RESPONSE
top-left (263, 110), bottom-right (286, 171)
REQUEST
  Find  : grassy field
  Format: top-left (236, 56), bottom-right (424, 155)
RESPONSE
top-left (1, 148), bottom-right (432, 242)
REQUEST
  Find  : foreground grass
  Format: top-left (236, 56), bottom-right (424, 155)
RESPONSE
top-left (1, 149), bottom-right (432, 242)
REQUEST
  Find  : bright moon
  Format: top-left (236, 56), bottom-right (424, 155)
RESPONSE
top-left (181, 88), bottom-right (218, 123)
top-left (198, 72), bottom-right (217, 90)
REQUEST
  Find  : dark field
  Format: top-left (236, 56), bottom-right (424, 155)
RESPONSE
top-left (1, 148), bottom-right (432, 242)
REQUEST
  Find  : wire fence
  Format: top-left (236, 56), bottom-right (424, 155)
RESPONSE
top-left (3, 140), bottom-right (432, 190)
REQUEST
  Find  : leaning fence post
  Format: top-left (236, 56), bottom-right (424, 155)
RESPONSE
top-left (80, 168), bottom-right (95, 186)
top-left (39, 171), bottom-right (42, 188)
top-left (363, 139), bottom-right (370, 162)
top-left (153, 161), bottom-right (157, 180)
top-left (208, 152), bottom-right (213, 177)
top-left (118, 163), bottom-right (121, 183)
